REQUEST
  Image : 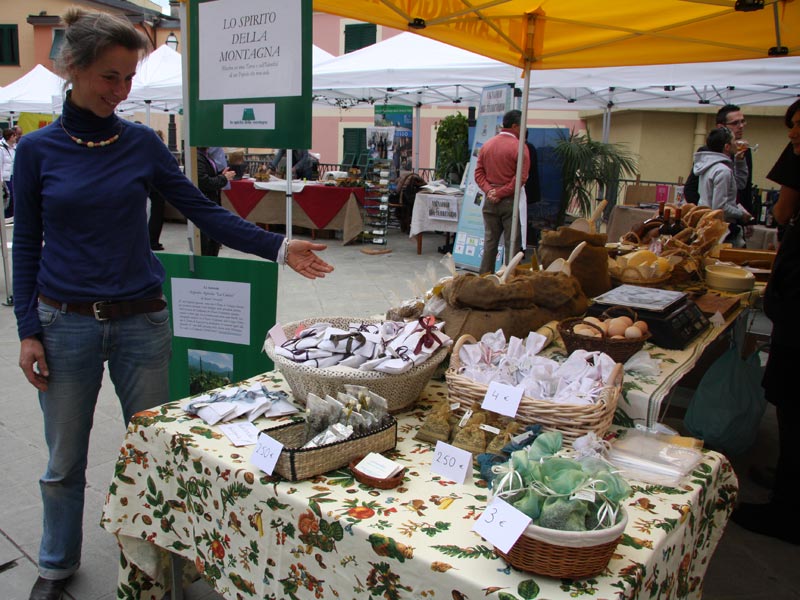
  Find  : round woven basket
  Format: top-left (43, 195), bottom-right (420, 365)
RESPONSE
top-left (557, 308), bottom-right (650, 364)
top-left (445, 335), bottom-right (622, 445)
top-left (610, 266), bottom-right (671, 288)
top-left (264, 317), bottom-right (448, 413)
top-left (495, 508), bottom-right (628, 578)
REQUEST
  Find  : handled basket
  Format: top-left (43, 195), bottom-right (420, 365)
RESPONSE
top-left (264, 317), bottom-right (448, 413)
top-left (495, 508), bottom-right (628, 578)
top-left (558, 306), bottom-right (650, 364)
top-left (445, 335), bottom-right (623, 445)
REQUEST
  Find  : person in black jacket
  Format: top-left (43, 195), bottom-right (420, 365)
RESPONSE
top-left (731, 99), bottom-right (800, 545)
top-left (197, 146), bottom-right (234, 256)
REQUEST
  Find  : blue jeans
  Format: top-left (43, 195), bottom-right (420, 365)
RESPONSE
top-left (36, 301), bottom-right (172, 580)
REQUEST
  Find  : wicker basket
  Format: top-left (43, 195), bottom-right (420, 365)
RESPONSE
top-left (610, 266), bottom-right (671, 288)
top-left (558, 306), bottom-right (650, 364)
top-left (264, 317), bottom-right (448, 413)
top-left (349, 457), bottom-right (406, 489)
top-left (446, 336), bottom-right (622, 445)
top-left (263, 417), bottom-right (397, 481)
top-left (495, 508), bottom-right (628, 578)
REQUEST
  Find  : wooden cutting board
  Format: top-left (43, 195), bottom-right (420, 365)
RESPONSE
top-left (694, 293), bottom-right (741, 319)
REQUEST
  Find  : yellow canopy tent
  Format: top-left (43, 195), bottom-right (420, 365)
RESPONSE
top-left (314, 0), bottom-right (799, 261)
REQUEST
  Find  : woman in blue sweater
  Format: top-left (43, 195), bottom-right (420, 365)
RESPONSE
top-left (13, 10), bottom-right (332, 600)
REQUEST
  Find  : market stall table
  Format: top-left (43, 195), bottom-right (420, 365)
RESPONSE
top-left (410, 192), bottom-right (463, 254)
top-left (101, 375), bottom-right (737, 600)
top-left (221, 179), bottom-right (365, 244)
top-left (606, 205), bottom-right (777, 250)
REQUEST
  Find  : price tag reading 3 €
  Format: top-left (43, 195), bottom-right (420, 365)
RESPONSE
top-left (250, 432), bottom-right (284, 475)
top-left (480, 381), bottom-right (523, 417)
top-left (430, 440), bottom-right (472, 484)
top-left (472, 496), bottom-right (532, 554)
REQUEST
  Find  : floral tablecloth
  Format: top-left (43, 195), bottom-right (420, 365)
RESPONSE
top-left (101, 374), bottom-right (738, 600)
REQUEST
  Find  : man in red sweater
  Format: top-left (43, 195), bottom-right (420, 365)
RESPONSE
top-left (474, 109), bottom-right (530, 274)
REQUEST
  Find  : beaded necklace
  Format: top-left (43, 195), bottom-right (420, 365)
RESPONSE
top-left (60, 118), bottom-right (123, 148)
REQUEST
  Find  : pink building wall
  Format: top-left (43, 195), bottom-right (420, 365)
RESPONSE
top-left (309, 15), bottom-right (585, 170)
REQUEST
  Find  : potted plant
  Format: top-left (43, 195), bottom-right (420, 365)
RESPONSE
top-left (553, 130), bottom-right (639, 226)
top-left (434, 113), bottom-right (469, 184)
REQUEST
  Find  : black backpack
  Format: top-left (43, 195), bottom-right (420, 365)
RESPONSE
top-left (683, 171), bottom-right (700, 204)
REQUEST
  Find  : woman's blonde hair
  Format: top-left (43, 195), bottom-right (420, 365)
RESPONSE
top-left (54, 8), bottom-right (148, 80)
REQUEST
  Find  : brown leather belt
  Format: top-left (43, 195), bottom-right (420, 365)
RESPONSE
top-left (39, 294), bottom-right (167, 321)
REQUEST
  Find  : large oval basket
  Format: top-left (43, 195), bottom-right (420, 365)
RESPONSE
top-left (496, 508), bottom-right (628, 578)
top-left (446, 334), bottom-right (622, 445)
top-left (264, 317), bottom-right (448, 413)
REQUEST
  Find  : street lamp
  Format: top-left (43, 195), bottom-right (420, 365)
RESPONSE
top-left (165, 32), bottom-right (179, 51)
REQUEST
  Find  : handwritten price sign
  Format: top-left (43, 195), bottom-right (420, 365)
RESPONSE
top-left (430, 441), bottom-right (472, 484)
top-left (480, 381), bottom-right (523, 417)
top-left (471, 496), bottom-right (531, 554)
top-left (250, 432), bottom-right (283, 475)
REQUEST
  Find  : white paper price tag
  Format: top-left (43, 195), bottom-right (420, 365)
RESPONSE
top-left (268, 322), bottom-right (287, 346)
top-left (480, 381), bottom-right (523, 417)
top-left (472, 496), bottom-right (532, 554)
top-left (430, 441), bottom-right (472, 484)
top-left (250, 432), bottom-right (284, 475)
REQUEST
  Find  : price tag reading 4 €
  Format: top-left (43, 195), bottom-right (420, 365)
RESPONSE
top-left (430, 440), bottom-right (472, 484)
top-left (480, 381), bottom-right (523, 417)
top-left (250, 432), bottom-right (284, 475)
top-left (472, 496), bottom-right (532, 554)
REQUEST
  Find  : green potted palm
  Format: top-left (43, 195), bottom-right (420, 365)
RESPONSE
top-left (553, 130), bottom-right (639, 226)
top-left (434, 113), bottom-right (469, 184)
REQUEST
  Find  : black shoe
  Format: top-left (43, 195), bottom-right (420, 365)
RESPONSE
top-left (29, 576), bottom-right (71, 600)
top-left (747, 465), bottom-right (776, 489)
top-left (731, 502), bottom-right (800, 545)
top-left (151, 243), bottom-right (165, 251)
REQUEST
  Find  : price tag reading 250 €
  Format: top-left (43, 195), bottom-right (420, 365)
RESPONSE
top-left (472, 496), bottom-right (532, 554)
top-left (250, 432), bottom-right (284, 475)
top-left (480, 381), bottom-right (523, 417)
top-left (430, 441), bottom-right (472, 484)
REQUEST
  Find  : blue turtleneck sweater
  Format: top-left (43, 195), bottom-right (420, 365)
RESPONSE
top-left (13, 98), bottom-right (284, 340)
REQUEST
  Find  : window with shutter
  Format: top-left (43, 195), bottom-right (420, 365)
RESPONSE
top-left (0, 25), bottom-right (20, 66)
top-left (344, 23), bottom-right (376, 54)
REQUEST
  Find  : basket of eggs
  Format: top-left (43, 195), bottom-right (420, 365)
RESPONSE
top-left (557, 306), bottom-right (650, 364)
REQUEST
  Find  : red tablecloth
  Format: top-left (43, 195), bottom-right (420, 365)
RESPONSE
top-left (224, 181), bottom-right (365, 230)
top-left (224, 180), bottom-right (267, 219)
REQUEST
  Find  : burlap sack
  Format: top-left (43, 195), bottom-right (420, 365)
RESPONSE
top-left (538, 227), bottom-right (611, 297)
top-left (439, 271), bottom-right (588, 341)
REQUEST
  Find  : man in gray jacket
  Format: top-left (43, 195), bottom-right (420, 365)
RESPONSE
top-left (693, 127), bottom-right (753, 246)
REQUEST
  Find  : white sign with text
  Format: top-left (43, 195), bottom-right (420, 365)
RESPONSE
top-left (250, 432), bottom-right (283, 475)
top-left (430, 441), bottom-right (472, 484)
top-left (198, 0), bottom-right (301, 101)
top-left (472, 496), bottom-right (532, 554)
top-left (172, 278), bottom-right (251, 345)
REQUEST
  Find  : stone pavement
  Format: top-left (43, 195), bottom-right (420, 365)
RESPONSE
top-left (0, 220), bottom-right (797, 599)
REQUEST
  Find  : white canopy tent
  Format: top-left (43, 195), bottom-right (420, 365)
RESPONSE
top-left (314, 32), bottom-right (800, 110)
top-left (0, 64), bottom-right (65, 116)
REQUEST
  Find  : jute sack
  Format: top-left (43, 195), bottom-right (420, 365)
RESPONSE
top-left (439, 271), bottom-right (588, 341)
top-left (538, 228), bottom-right (611, 297)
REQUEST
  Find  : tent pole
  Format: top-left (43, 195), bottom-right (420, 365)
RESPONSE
top-left (145, 100), bottom-right (152, 128)
top-left (602, 106), bottom-right (611, 143)
top-left (286, 150), bottom-right (293, 242)
top-left (413, 103), bottom-right (421, 174)
top-left (178, 0), bottom-right (198, 266)
top-left (1, 216), bottom-right (11, 306)
top-left (509, 62), bottom-right (531, 265)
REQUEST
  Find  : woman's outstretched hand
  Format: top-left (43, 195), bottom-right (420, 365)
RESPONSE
top-left (285, 240), bottom-right (334, 279)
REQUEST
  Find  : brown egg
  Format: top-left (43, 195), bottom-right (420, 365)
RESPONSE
top-left (606, 318), bottom-right (628, 337)
top-left (624, 326), bottom-right (643, 339)
top-left (617, 316), bottom-right (634, 327)
top-left (633, 320), bottom-right (649, 334)
top-left (610, 335), bottom-right (626, 340)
